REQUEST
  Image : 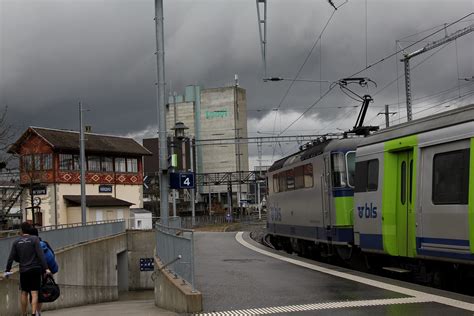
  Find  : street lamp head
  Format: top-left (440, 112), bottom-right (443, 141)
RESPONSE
top-left (172, 121), bottom-right (189, 139)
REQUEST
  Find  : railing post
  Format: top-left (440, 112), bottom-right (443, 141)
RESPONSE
top-left (190, 230), bottom-right (195, 292)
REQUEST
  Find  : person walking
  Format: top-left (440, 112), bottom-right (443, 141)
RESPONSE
top-left (4, 222), bottom-right (51, 316)
top-left (29, 227), bottom-right (58, 314)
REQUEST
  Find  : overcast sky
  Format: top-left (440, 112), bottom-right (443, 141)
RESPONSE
top-left (1, 0), bottom-right (473, 167)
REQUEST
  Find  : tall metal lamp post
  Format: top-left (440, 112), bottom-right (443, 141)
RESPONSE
top-left (171, 122), bottom-right (188, 219)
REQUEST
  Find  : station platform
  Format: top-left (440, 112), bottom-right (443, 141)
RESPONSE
top-left (42, 231), bottom-right (474, 315)
top-left (194, 232), bottom-right (474, 315)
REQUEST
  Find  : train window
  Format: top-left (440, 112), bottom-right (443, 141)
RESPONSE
top-left (354, 159), bottom-right (379, 192)
top-left (409, 160), bottom-right (413, 203)
top-left (273, 174), bottom-right (279, 193)
top-left (367, 160), bottom-right (379, 191)
top-left (401, 161), bottom-right (406, 205)
top-left (331, 153), bottom-right (347, 188)
top-left (432, 149), bottom-right (470, 205)
top-left (294, 166), bottom-right (305, 189)
top-left (304, 164), bottom-right (313, 188)
top-left (279, 172), bottom-right (286, 193)
top-left (354, 161), bottom-right (367, 192)
top-left (346, 152), bottom-right (356, 187)
top-left (286, 169), bottom-right (295, 190)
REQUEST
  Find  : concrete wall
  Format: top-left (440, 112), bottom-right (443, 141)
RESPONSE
top-left (166, 101), bottom-right (195, 136)
top-left (0, 233), bottom-right (127, 314)
top-left (154, 257), bottom-right (202, 313)
top-left (127, 230), bottom-right (155, 290)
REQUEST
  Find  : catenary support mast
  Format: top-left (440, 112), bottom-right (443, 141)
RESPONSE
top-left (402, 24), bottom-right (473, 121)
top-left (155, 0), bottom-right (169, 224)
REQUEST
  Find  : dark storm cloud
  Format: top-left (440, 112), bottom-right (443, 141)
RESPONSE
top-left (1, 0), bottom-right (473, 143)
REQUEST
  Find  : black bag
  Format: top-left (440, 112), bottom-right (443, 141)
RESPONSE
top-left (39, 274), bottom-right (60, 303)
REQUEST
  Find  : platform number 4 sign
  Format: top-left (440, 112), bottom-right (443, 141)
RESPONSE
top-left (179, 173), bottom-right (194, 189)
top-left (170, 172), bottom-right (195, 189)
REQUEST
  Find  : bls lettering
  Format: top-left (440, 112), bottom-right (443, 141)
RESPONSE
top-left (357, 203), bottom-right (377, 219)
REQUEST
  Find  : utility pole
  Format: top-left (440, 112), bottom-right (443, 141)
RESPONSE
top-left (155, 0), bottom-right (169, 225)
top-left (378, 104), bottom-right (396, 128)
top-left (234, 75), bottom-right (242, 218)
top-left (256, 139), bottom-right (263, 220)
top-left (189, 138), bottom-right (196, 226)
top-left (79, 101), bottom-right (87, 225)
top-left (256, 0), bottom-right (267, 78)
top-left (401, 24), bottom-right (473, 121)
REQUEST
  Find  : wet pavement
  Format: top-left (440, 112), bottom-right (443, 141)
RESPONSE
top-left (45, 291), bottom-right (177, 315)
top-left (194, 231), bottom-right (474, 315)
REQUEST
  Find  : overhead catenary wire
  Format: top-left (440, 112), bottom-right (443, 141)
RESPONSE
top-left (390, 89), bottom-right (474, 124)
top-left (374, 42), bottom-right (453, 97)
top-left (346, 12), bottom-right (474, 78)
top-left (275, 12), bottom-right (474, 141)
top-left (384, 81), bottom-right (474, 108)
top-left (397, 19), bottom-right (474, 41)
top-left (269, 1), bottom-right (349, 160)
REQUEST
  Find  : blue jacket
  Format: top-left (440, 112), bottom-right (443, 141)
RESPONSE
top-left (40, 240), bottom-right (58, 274)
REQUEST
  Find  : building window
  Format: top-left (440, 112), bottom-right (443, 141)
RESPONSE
top-left (432, 149), bottom-right (469, 205)
top-left (33, 155), bottom-right (41, 171)
top-left (59, 154), bottom-right (80, 171)
top-left (42, 154), bottom-right (53, 170)
top-left (101, 157), bottom-right (113, 172)
top-left (115, 158), bottom-right (126, 172)
top-left (127, 158), bottom-right (138, 173)
top-left (87, 156), bottom-right (101, 172)
top-left (22, 155), bottom-right (33, 171)
top-left (354, 159), bottom-right (379, 192)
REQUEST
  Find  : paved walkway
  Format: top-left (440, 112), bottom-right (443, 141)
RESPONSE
top-left (45, 299), bottom-right (177, 315)
top-left (45, 291), bottom-right (177, 315)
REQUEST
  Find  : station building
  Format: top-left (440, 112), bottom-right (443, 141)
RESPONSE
top-left (8, 127), bottom-right (151, 226)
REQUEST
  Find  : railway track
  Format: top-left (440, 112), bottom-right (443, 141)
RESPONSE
top-left (257, 232), bottom-right (474, 297)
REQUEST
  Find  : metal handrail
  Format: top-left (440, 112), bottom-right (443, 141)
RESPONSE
top-left (0, 219), bottom-right (126, 238)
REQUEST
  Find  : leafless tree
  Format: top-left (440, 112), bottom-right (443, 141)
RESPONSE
top-left (0, 106), bottom-right (15, 169)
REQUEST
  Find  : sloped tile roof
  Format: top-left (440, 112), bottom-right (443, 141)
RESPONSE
top-left (9, 127), bottom-right (152, 156)
top-left (63, 195), bottom-right (134, 207)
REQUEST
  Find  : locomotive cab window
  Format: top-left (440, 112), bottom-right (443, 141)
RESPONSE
top-left (346, 151), bottom-right (356, 187)
top-left (331, 153), bottom-right (347, 188)
top-left (432, 149), bottom-right (470, 205)
top-left (354, 159), bottom-right (379, 192)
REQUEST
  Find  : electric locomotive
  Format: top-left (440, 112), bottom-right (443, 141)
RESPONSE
top-left (267, 104), bottom-right (474, 271)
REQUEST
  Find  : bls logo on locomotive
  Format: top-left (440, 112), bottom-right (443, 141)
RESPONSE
top-left (270, 206), bottom-right (282, 222)
top-left (357, 203), bottom-right (377, 219)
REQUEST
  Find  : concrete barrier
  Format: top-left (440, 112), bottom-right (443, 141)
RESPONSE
top-left (154, 257), bottom-right (202, 314)
top-left (0, 233), bottom-right (126, 314)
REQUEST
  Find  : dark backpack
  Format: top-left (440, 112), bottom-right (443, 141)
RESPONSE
top-left (39, 275), bottom-right (60, 303)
